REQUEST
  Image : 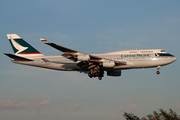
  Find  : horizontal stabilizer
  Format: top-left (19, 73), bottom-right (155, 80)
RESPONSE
top-left (4, 53), bottom-right (34, 61)
top-left (41, 58), bottom-right (50, 62)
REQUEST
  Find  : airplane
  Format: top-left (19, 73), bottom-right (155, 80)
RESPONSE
top-left (4, 34), bottom-right (177, 80)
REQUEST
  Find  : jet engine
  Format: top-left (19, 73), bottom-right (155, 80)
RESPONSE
top-left (77, 54), bottom-right (90, 61)
top-left (102, 61), bottom-right (115, 68)
top-left (107, 70), bottom-right (121, 76)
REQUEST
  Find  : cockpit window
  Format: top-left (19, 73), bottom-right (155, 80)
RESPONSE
top-left (157, 53), bottom-right (174, 57)
top-left (161, 50), bottom-right (165, 52)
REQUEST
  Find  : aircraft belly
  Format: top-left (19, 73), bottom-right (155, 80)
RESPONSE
top-left (12, 60), bottom-right (81, 71)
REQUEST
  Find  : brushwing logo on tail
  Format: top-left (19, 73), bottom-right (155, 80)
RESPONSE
top-left (10, 36), bottom-right (28, 55)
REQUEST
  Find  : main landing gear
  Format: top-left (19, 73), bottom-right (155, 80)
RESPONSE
top-left (156, 66), bottom-right (161, 75)
top-left (88, 66), bottom-right (104, 80)
top-left (98, 77), bottom-right (102, 80)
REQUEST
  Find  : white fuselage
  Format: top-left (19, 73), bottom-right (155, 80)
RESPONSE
top-left (12, 49), bottom-right (177, 71)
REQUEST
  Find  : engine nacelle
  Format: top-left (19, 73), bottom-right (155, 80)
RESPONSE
top-left (77, 54), bottom-right (90, 61)
top-left (102, 61), bottom-right (115, 68)
top-left (107, 70), bottom-right (121, 76)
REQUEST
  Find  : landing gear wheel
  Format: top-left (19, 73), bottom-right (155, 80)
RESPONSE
top-left (98, 77), bottom-right (102, 80)
top-left (156, 66), bottom-right (161, 75)
top-left (156, 71), bottom-right (160, 75)
top-left (88, 73), bottom-right (92, 78)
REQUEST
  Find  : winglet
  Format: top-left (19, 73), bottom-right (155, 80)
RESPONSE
top-left (40, 38), bottom-right (50, 43)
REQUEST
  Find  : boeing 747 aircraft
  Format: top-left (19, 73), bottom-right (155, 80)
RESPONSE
top-left (4, 34), bottom-right (177, 80)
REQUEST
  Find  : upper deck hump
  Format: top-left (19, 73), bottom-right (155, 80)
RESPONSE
top-left (101, 49), bottom-right (166, 55)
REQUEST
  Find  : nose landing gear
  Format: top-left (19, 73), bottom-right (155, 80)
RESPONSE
top-left (156, 71), bottom-right (160, 74)
top-left (156, 66), bottom-right (161, 75)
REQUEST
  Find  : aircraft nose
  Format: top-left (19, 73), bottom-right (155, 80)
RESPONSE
top-left (174, 56), bottom-right (177, 62)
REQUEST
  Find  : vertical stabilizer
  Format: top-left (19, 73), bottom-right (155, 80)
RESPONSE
top-left (7, 34), bottom-right (43, 56)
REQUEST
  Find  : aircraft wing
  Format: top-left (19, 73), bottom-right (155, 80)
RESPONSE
top-left (40, 38), bottom-right (84, 55)
top-left (40, 38), bottom-right (126, 70)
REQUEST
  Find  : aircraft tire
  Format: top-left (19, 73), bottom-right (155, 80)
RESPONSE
top-left (98, 77), bottom-right (102, 80)
top-left (156, 71), bottom-right (160, 75)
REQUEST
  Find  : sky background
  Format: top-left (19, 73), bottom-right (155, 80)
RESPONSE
top-left (1, 0), bottom-right (180, 120)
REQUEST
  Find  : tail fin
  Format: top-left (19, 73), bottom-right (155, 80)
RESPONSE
top-left (7, 34), bottom-right (43, 56)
